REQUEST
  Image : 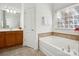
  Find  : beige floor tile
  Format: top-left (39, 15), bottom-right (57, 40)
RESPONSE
top-left (0, 46), bottom-right (45, 56)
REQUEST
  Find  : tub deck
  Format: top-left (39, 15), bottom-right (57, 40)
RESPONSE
top-left (39, 36), bottom-right (79, 56)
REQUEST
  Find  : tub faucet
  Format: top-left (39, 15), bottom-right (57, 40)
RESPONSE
top-left (67, 45), bottom-right (70, 52)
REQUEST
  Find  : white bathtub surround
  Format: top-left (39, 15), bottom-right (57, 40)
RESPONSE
top-left (39, 36), bottom-right (79, 56)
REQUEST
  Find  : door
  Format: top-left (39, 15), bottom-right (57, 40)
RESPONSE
top-left (24, 8), bottom-right (36, 49)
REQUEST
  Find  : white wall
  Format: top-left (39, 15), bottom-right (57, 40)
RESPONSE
top-left (20, 3), bottom-right (24, 29)
top-left (36, 3), bottom-right (53, 33)
top-left (34, 3), bottom-right (53, 49)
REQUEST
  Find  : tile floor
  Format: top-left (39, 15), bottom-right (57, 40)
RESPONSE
top-left (0, 46), bottom-right (46, 56)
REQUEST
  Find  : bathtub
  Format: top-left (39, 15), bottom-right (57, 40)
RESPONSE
top-left (39, 36), bottom-right (79, 56)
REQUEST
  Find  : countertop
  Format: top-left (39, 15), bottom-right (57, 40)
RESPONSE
top-left (0, 29), bottom-right (23, 32)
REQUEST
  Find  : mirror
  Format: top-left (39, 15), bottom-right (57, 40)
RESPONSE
top-left (5, 11), bottom-right (20, 29)
top-left (0, 9), bottom-right (20, 29)
top-left (0, 10), bottom-right (3, 29)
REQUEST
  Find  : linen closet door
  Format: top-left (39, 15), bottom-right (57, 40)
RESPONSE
top-left (24, 8), bottom-right (36, 49)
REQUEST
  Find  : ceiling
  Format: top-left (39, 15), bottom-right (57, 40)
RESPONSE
top-left (0, 3), bottom-right (76, 12)
top-left (0, 3), bottom-right (21, 11)
top-left (50, 3), bottom-right (76, 11)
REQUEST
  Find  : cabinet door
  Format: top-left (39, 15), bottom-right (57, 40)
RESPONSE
top-left (5, 31), bottom-right (16, 46)
top-left (15, 31), bottom-right (23, 44)
top-left (0, 32), bottom-right (5, 48)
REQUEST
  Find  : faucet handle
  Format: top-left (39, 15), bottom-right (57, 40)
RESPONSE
top-left (73, 50), bottom-right (77, 55)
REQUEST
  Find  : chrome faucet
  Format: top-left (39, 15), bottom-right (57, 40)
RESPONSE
top-left (67, 45), bottom-right (70, 52)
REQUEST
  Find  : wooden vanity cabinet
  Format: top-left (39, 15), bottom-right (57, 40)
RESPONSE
top-left (15, 31), bottom-right (23, 45)
top-left (0, 31), bottom-right (23, 49)
top-left (5, 31), bottom-right (16, 47)
top-left (0, 32), bottom-right (5, 48)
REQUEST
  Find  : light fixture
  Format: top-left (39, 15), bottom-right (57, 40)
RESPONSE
top-left (3, 7), bottom-right (18, 14)
top-left (10, 9), bottom-right (13, 13)
top-left (13, 10), bottom-right (16, 14)
top-left (6, 9), bottom-right (9, 13)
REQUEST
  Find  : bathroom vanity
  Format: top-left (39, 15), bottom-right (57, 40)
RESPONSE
top-left (0, 29), bottom-right (23, 48)
top-left (0, 6), bottom-right (23, 49)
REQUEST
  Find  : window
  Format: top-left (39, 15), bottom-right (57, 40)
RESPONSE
top-left (56, 4), bottom-right (79, 30)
